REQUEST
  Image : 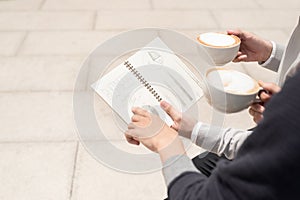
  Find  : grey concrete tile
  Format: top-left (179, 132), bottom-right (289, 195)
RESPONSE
top-left (152, 0), bottom-right (260, 9)
top-left (0, 32), bottom-right (25, 56)
top-left (42, 0), bottom-right (151, 10)
top-left (255, 0), bottom-right (300, 9)
top-left (213, 10), bottom-right (299, 31)
top-left (251, 29), bottom-right (290, 45)
top-left (0, 0), bottom-right (43, 10)
top-left (0, 90), bottom-right (130, 142)
top-left (178, 29), bottom-right (224, 41)
top-left (0, 92), bottom-right (77, 141)
top-left (93, 96), bottom-right (129, 141)
top-left (0, 56), bottom-right (83, 91)
top-left (96, 11), bottom-right (218, 30)
top-left (0, 11), bottom-right (94, 31)
top-left (19, 31), bottom-right (118, 56)
top-left (0, 142), bottom-right (77, 200)
top-left (71, 144), bottom-right (167, 200)
top-left (75, 91), bottom-right (149, 141)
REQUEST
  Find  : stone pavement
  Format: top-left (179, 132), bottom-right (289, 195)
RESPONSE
top-left (0, 0), bottom-right (299, 199)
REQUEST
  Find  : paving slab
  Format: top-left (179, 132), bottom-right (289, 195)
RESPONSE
top-left (42, 0), bottom-right (151, 10)
top-left (255, 0), bottom-right (300, 9)
top-left (0, 32), bottom-right (25, 56)
top-left (19, 31), bottom-right (118, 56)
top-left (0, 92), bottom-right (77, 141)
top-left (0, 56), bottom-right (83, 91)
top-left (0, 11), bottom-right (94, 31)
top-left (152, 0), bottom-right (260, 9)
top-left (0, 142), bottom-right (77, 200)
top-left (0, 0), bottom-right (44, 11)
top-left (96, 11), bottom-right (218, 30)
top-left (71, 144), bottom-right (167, 200)
top-left (213, 10), bottom-right (299, 32)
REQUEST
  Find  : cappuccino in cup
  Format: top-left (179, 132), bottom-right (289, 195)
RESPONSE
top-left (204, 67), bottom-right (259, 113)
top-left (206, 68), bottom-right (259, 95)
top-left (197, 32), bottom-right (241, 65)
top-left (197, 32), bottom-right (240, 48)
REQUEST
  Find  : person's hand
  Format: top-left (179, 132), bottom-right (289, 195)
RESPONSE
top-left (125, 107), bottom-right (178, 152)
top-left (249, 81), bottom-right (281, 123)
top-left (160, 101), bottom-right (197, 139)
top-left (227, 30), bottom-right (273, 63)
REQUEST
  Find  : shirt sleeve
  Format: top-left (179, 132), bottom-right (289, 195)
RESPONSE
top-left (191, 122), bottom-right (252, 159)
top-left (259, 42), bottom-right (285, 72)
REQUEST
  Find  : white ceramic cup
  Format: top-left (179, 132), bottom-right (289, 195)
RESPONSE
top-left (204, 67), bottom-right (260, 113)
top-left (197, 32), bottom-right (241, 66)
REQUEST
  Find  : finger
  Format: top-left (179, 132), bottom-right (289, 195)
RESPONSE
top-left (232, 51), bottom-right (243, 61)
top-left (128, 122), bottom-right (137, 130)
top-left (249, 107), bottom-right (255, 116)
top-left (249, 108), bottom-right (252, 116)
top-left (253, 113), bottom-right (264, 124)
top-left (227, 29), bottom-right (243, 38)
top-left (125, 132), bottom-right (140, 145)
top-left (249, 108), bottom-right (264, 123)
top-left (236, 51), bottom-right (243, 56)
top-left (132, 107), bottom-right (150, 117)
top-left (131, 114), bottom-right (144, 122)
top-left (126, 126), bottom-right (145, 138)
top-left (259, 92), bottom-right (272, 102)
top-left (258, 81), bottom-right (281, 94)
top-left (233, 54), bottom-right (248, 62)
top-left (127, 137), bottom-right (140, 145)
top-left (250, 104), bottom-right (265, 114)
top-left (160, 101), bottom-right (181, 122)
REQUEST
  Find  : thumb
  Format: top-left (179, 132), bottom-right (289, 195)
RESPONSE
top-left (227, 29), bottom-right (243, 38)
top-left (160, 101), bottom-right (181, 122)
top-left (258, 80), bottom-right (281, 94)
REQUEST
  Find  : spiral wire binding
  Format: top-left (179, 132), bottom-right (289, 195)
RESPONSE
top-left (124, 61), bottom-right (162, 102)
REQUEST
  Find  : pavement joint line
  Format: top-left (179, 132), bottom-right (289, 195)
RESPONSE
top-left (0, 90), bottom-right (77, 93)
top-left (0, 140), bottom-right (126, 144)
top-left (149, 0), bottom-right (154, 10)
top-left (92, 11), bottom-right (98, 30)
top-left (39, 0), bottom-right (48, 10)
top-left (68, 141), bottom-right (79, 200)
top-left (209, 10), bottom-right (221, 30)
top-left (14, 31), bottom-right (28, 56)
top-left (0, 141), bottom-right (79, 144)
top-left (253, 0), bottom-right (264, 9)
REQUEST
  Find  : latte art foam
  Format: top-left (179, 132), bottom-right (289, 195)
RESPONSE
top-left (198, 33), bottom-right (237, 47)
top-left (206, 68), bottom-right (259, 94)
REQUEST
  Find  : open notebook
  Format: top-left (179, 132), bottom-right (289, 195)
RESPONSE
top-left (91, 37), bottom-right (203, 126)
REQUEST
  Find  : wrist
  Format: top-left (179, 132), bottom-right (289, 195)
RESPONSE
top-left (259, 41), bottom-right (276, 66)
top-left (260, 40), bottom-right (273, 63)
top-left (158, 133), bottom-right (186, 163)
top-left (155, 126), bottom-right (178, 152)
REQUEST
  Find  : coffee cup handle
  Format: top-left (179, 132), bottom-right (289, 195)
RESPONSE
top-left (252, 89), bottom-right (270, 105)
